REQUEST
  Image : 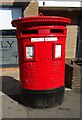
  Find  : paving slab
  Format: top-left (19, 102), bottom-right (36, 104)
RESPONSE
top-left (2, 94), bottom-right (28, 118)
top-left (2, 90), bottom-right (80, 118)
top-left (27, 90), bottom-right (80, 118)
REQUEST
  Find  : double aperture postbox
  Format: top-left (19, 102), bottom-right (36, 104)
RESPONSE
top-left (12, 15), bottom-right (71, 108)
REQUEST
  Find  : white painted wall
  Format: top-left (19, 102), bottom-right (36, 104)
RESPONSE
top-left (0, 8), bottom-right (22, 30)
top-left (39, 0), bottom-right (81, 7)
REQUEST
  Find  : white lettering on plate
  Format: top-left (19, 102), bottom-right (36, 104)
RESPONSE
top-left (31, 38), bottom-right (44, 42)
top-left (31, 37), bottom-right (58, 42)
top-left (45, 37), bottom-right (58, 41)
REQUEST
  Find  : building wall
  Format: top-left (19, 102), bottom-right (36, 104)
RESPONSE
top-left (0, 1), bottom-right (80, 60)
top-left (0, 7), bottom-right (22, 67)
top-left (39, 9), bottom-right (80, 59)
top-left (24, 0), bottom-right (38, 17)
top-left (77, 15), bottom-right (82, 58)
top-left (66, 25), bottom-right (78, 59)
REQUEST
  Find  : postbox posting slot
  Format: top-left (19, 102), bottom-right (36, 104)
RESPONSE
top-left (24, 44), bottom-right (36, 61)
top-left (22, 29), bottom-right (38, 35)
top-left (50, 29), bottom-right (64, 34)
top-left (38, 28), bottom-right (64, 35)
top-left (21, 26), bottom-right (64, 36)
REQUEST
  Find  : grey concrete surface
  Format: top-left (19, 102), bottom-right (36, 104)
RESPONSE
top-left (2, 95), bottom-right (27, 118)
top-left (2, 90), bottom-right (80, 118)
top-left (27, 90), bottom-right (80, 118)
top-left (1, 67), bottom-right (81, 118)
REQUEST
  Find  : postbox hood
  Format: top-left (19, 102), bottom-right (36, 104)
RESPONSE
top-left (12, 15), bottom-right (71, 27)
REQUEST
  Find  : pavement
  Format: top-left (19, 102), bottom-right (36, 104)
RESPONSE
top-left (0, 67), bottom-right (81, 119)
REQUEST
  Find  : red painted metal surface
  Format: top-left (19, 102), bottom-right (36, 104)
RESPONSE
top-left (12, 15), bottom-right (71, 90)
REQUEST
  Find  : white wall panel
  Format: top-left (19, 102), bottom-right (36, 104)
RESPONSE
top-left (0, 8), bottom-right (22, 30)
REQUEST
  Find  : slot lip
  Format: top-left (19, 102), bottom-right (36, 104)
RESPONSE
top-left (20, 26), bottom-right (65, 37)
top-left (21, 29), bottom-right (64, 36)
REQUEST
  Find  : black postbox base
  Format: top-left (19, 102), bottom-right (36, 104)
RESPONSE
top-left (20, 86), bottom-right (64, 108)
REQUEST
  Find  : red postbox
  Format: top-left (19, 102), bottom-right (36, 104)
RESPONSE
top-left (12, 15), bottom-right (71, 108)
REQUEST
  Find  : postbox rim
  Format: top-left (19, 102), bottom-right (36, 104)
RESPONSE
top-left (11, 15), bottom-right (71, 27)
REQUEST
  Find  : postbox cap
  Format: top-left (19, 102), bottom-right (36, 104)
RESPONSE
top-left (12, 14), bottom-right (71, 27)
